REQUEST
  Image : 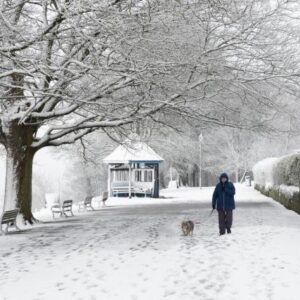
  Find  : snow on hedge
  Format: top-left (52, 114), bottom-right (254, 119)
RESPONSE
top-left (253, 152), bottom-right (300, 197)
top-left (252, 157), bottom-right (279, 189)
top-left (279, 185), bottom-right (300, 199)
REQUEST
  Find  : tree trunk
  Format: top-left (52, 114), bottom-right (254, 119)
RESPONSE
top-left (2, 120), bottom-right (37, 223)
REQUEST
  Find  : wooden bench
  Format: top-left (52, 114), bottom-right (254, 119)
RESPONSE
top-left (51, 200), bottom-right (74, 218)
top-left (62, 200), bottom-right (74, 217)
top-left (78, 196), bottom-right (95, 212)
top-left (51, 204), bottom-right (62, 219)
top-left (1, 209), bottom-right (20, 234)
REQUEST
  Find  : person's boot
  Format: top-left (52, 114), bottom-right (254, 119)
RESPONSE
top-left (226, 228), bottom-right (231, 234)
top-left (220, 230), bottom-right (226, 236)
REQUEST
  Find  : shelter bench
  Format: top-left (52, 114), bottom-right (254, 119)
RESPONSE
top-left (112, 186), bottom-right (135, 197)
top-left (135, 187), bottom-right (153, 198)
top-left (112, 186), bottom-right (152, 198)
top-left (1, 209), bottom-right (20, 234)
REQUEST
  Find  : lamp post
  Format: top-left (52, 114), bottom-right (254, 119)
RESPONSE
top-left (199, 133), bottom-right (204, 189)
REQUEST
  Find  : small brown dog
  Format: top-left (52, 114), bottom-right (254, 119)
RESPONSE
top-left (181, 220), bottom-right (194, 236)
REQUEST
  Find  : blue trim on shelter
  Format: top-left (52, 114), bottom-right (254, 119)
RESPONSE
top-left (128, 160), bottom-right (163, 164)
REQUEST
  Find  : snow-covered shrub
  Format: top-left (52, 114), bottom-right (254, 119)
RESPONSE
top-left (253, 154), bottom-right (300, 190)
top-left (274, 154), bottom-right (300, 188)
top-left (253, 153), bottom-right (300, 214)
top-left (252, 157), bottom-right (279, 189)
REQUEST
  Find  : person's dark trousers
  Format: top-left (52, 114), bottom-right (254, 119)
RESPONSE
top-left (218, 209), bottom-right (233, 235)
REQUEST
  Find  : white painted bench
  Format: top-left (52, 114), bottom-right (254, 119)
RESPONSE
top-left (112, 186), bottom-right (152, 197)
top-left (112, 186), bottom-right (135, 197)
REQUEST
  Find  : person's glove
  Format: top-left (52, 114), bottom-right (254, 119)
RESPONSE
top-left (212, 204), bottom-right (216, 210)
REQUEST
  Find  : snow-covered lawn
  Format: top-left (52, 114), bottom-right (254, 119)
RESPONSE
top-left (1, 184), bottom-right (300, 300)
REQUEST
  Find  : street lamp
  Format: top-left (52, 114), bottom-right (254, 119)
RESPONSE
top-left (199, 133), bottom-right (204, 189)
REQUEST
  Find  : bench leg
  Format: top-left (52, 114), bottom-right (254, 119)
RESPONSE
top-left (63, 211), bottom-right (73, 217)
top-left (52, 212), bottom-right (62, 219)
top-left (79, 205), bottom-right (87, 212)
top-left (86, 204), bottom-right (94, 211)
top-left (0, 224), bottom-right (6, 235)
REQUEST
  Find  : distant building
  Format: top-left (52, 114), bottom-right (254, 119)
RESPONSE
top-left (103, 142), bottom-right (164, 198)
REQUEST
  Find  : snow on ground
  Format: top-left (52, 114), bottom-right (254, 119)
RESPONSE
top-left (1, 184), bottom-right (300, 300)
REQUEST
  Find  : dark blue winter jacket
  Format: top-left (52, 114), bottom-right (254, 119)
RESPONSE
top-left (212, 173), bottom-right (236, 210)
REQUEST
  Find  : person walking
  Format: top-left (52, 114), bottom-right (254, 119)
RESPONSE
top-left (212, 173), bottom-right (235, 235)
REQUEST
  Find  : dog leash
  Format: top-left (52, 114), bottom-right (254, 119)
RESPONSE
top-left (194, 209), bottom-right (215, 225)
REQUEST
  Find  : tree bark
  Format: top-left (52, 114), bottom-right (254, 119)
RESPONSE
top-left (2, 120), bottom-right (37, 223)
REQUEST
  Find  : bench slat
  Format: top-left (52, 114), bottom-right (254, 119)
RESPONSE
top-left (2, 210), bottom-right (19, 216)
top-left (3, 213), bottom-right (18, 219)
top-left (2, 218), bottom-right (17, 223)
top-left (84, 197), bottom-right (92, 205)
top-left (1, 209), bottom-right (19, 225)
top-left (63, 200), bottom-right (73, 205)
top-left (62, 200), bottom-right (73, 216)
top-left (2, 214), bottom-right (18, 219)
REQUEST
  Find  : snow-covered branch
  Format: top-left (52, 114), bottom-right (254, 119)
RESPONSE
top-left (0, 69), bottom-right (34, 79)
top-left (0, 11), bottom-right (65, 53)
top-left (0, 0), bottom-right (299, 151)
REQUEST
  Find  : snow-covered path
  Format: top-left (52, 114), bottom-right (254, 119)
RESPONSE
top-left (1, 185), bottom-right (300, 300)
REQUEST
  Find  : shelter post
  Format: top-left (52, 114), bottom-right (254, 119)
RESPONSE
top-left (107, 165), bottom-right (111, 196)
top-left (129, 163), bottom-right (132, 199)
top-left (153, 163), bottom-right (159, 198)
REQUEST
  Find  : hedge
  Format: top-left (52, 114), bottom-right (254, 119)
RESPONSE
top-left (274, 154), bottom-right (300, 187)
top-left (255, 184), bottom-right (300, 214)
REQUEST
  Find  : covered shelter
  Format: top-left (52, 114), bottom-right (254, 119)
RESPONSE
top-left (103, 142), bottom-right (164, 198)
